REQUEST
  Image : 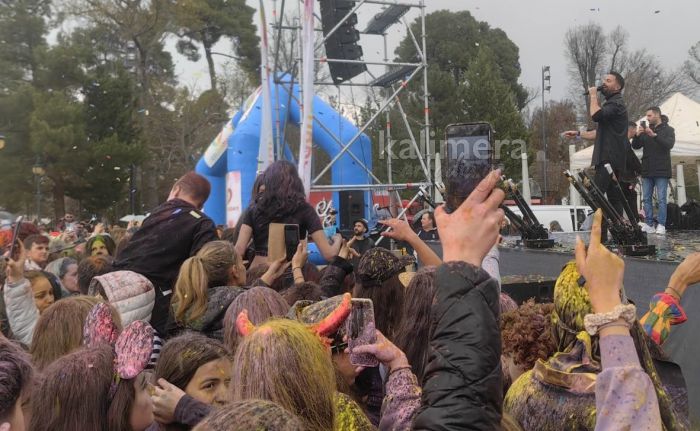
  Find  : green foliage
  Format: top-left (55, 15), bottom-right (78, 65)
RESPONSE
top-left (0, 0), bottom-right (257, 219)
top-left (173, 0), bottom-right (260, 87)
top-left (395, 9), bottom-right (528, 109)
top-left (376, 10), bottom-right (529, 184)
top-left (460, 48), bottom-right (529, 179)
top-left (0, 0), bottom-right (49, 86)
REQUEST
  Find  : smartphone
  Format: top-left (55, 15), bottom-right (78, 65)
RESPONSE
top-left (641, 120), bottom-right (647, 129)
top-left (7, 216), bottom-right (24, 261)
top-left (284, 224), bottom-right (300, 261)
top-left (443, 122), bottom-right (494, 213)
top-left (347, 298), bottom-right (379, 367)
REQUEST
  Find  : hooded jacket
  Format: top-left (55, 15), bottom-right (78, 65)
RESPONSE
top-left (413, 261), bottom-right (502, 430)
top-left (89, 270), bottom-right (155, 326)
top-left (3, 278), bottom-right (38, 346)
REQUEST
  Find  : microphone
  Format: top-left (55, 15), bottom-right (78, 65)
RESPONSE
top-left (582, 85), bottom-right (604, 96)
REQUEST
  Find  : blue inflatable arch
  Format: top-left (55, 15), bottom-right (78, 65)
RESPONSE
top-left (195, 74), bottom-right (373, 228)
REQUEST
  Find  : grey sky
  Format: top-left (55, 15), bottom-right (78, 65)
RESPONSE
top-left (173, 0), bottom-right (700, 106)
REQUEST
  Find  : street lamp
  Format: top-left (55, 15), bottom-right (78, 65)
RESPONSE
top-left (32, 158), bottom-right (45, 221)
top-left (541, 66), bottom-right (551, 203)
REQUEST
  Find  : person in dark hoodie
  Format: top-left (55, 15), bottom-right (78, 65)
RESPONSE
top-left (114, 172), bottom-right (218, 335)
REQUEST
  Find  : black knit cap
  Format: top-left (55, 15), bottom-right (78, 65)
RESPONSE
top-left (356, 247), bottom-right (415, 286)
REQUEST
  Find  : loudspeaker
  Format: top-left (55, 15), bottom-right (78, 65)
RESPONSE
top-left (318, 0), bottom-right (366, 84)
top-left (339, 191), bottom-right (365, 231)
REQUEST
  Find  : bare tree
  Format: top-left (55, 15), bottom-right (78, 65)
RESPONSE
top-left (607, 26), bottom-right (628, 72)
top-left (618, 50), bottom-right (692, 118)
top-left (565, 23), bottom-right (607, 93)
top-left (565, 25), bottom-right (694, 121)
top-left (685, 41), bottom-right (700, 86)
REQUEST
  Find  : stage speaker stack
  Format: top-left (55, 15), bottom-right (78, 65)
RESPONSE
top-left (338, 190), bottom-right (365, 232)
top-left (318, 0), bottom-right (366, 84)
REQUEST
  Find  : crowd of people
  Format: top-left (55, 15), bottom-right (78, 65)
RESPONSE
top-left (1, 159), bottom-right (699, 430)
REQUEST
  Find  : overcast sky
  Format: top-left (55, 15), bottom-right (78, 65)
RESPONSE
top-left (173, 0), bottom-right (700, 107)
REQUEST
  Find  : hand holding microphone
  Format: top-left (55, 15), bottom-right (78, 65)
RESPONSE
top-left (582, 85), bottom-right (604, 96)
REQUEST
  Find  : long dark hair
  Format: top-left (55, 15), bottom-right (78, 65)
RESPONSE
top-left (254, 161), bottom-right (307, 224)
top-left (352, 275), bottom-right (405, 340)
top-left (0, 338), bottom-right (33, 421)
top-left (393, 267), bottom-right (436, 383)
top-left (29, 345), bottom-right (113, 431)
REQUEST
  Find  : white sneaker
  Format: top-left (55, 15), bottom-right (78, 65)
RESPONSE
top-left (640, 224), bottom-right (655, 234)
top-left (655, 225), bottom-right (666, 235)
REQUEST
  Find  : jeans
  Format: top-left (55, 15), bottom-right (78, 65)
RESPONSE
top-left (642, 177), bottom-right (669, 226)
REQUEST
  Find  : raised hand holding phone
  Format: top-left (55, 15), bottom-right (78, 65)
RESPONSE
top-left (347, 298), bottom-right (379, 367)
top-left (348, 329), bottom-right (409, 373)
top-left (4, 240), bottom-right (26, 284)
top-left (436, 169), bottom-right (505, 267)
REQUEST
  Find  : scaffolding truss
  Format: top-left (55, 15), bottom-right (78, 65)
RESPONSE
top-left (270, 0), bottom-right (432, 202)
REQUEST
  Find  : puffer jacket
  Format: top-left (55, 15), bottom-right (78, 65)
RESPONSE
top-left (89, 270), bottom-right (155, 326)
top-left (413, 261), bottom-right (502, 430)
top-left (3, 278), bottom-right (39, 346)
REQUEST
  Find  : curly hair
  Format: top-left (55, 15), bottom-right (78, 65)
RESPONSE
top-left (253, 161), bottom-right (307, 225)
top-left (501, 299), bottom-right (556, 370)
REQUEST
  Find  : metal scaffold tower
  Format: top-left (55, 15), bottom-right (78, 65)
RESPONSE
top-left (269, 0), bottom-right (434, 216)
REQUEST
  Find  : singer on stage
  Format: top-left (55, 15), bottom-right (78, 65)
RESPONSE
top-left (564, 72), bottom-right (628, 235)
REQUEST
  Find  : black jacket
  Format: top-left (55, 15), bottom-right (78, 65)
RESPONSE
top-left (114, 199), bottom-right (218, 334)
top-left (631, 122), bottom-right (675, 178)
top-left (413, 262), bottom-right (502, 430)
top-left (592, 92), bottom-right (628, 171)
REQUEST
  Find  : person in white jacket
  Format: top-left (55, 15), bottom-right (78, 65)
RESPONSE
top-left (3, 242), bottom-right (44, 346)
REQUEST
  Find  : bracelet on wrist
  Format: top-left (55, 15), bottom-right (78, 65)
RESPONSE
top-left (666, 286), bottom-right (682, 300)
top-left (584, 303), bottom-right (636, 336)
top-left (292, 267), bottom-right (303, 271)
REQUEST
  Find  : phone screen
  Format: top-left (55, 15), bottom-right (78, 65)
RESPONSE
top-left (7, 216), bottom-right (24, 260)
top-left (284, 225), bottom-right (300, 261)
top-left (347, 299), bottom-right (379, 367)
top-left (444, 122), bottom-right (494, 213)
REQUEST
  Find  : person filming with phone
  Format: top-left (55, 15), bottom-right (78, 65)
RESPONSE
top-left (563, 72), bottom-right (628, 239)
top-left (632, 106), bottom-right (675, 235)
top-left (235, 160), bottom-right (342, 268)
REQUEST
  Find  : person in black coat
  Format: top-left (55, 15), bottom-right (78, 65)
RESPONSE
top-left (114, 172), bottom-right (218, 335)
top-left (632, 106), bottom-right (675, 234)
top-left (413, 170), bottom-right (505, 430)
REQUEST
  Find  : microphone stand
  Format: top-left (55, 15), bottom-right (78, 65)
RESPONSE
top-left (566, 170), bottom-right (655, 256)
top-left (501, 178), bottom-right (554, 249)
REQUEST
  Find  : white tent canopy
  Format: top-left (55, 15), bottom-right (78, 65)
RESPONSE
top-left (571, 92), bottom-right (700, 170)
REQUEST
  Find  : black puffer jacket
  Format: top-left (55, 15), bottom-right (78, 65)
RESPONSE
top-left (631, 122), bottom-right (675, 178)
top-left (413, 261), bottom-right (502, 430)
